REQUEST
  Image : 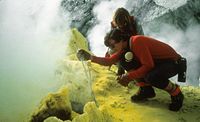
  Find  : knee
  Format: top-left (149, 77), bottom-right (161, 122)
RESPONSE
top-left (144, 73), bottom-right (156, 83)
top-left (144, 73), bottom-right (169, 89)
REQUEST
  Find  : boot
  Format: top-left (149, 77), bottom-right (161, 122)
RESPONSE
top-left (131, 86), bottom-right (156, 102)
top-left (169, 92), bottom-right (184, 111)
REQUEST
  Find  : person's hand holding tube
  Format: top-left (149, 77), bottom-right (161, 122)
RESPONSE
top-left (77, 49), bottom-right (91, 61)
top-left (117, 74), bottom-right (131, 87)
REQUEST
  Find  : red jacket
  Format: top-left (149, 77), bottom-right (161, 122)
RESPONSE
top-left (92, 35), bottom-right (180, 80)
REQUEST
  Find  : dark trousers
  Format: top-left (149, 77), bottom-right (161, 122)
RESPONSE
top-left (144, 60), bottom-right (178, 89)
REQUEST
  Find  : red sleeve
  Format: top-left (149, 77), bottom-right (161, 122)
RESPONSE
top-left (127, 37), bottom-right (154, 79)
top-left (91, 51), bottom-right (121, 66)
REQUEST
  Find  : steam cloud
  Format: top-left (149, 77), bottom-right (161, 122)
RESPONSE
top-left (0, 0), bottom-right (70, 121)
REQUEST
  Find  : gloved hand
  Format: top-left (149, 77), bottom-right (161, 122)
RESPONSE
top-left (77, 49), bottom-right (91, 61)
top-left (117, 74), bottom-right (130, 87)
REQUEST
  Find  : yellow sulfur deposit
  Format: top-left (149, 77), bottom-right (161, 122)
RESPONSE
top-left (30, 29), bottom-right (200, 122)
top-left (29, 86), bottom-right (72, 122)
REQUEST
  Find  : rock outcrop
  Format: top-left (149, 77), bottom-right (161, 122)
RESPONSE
top-left (61, 0), bottom-right (98, 37)
top-left (29, 87), bottom-right (72, 122)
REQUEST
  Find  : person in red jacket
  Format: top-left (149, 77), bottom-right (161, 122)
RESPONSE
top-left (77, 29), bottom-right (184, 111)
top-left (106, 8), bottom-right (155, 97)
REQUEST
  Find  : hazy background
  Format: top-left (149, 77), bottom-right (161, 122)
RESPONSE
top-left (0, 0), bottom-right (70, 121)
top-left (0, 0), bottom-right (199, 121)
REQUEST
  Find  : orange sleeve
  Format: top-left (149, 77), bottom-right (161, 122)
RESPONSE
top-left (127, 37), bottom-right (154, 79)
top-left (91, 51), bottom-right (122, 66)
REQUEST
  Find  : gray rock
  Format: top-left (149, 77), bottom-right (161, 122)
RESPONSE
top-left (61, 0), bottom-right (99, 36)
top-left (141, 0), bottom-right (200, 32)
top-left (61, 0), bottom-right (200, 35)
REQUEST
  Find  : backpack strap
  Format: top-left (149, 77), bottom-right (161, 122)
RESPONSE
top-left (129, 37), bottom-right (132, 50)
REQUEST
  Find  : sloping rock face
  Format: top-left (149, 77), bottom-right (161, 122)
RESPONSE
top-left (66, 28), bottom-right (90, 60)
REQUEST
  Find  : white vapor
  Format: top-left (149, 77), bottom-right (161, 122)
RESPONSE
top-left (0, 0), bottom-right (70, 121)
top-left (87, 0), bottom-right (128, 56)
top-left (144, 23), bottom-right (200, 86)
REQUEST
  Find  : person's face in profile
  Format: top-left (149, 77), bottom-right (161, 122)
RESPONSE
top-left (109, 39), bottom-right (123, 52)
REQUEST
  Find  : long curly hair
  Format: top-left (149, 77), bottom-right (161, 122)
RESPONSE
top-left (113, 8), bottom-right (131, 28)
top-left (113, 7), bottom-right (137, 36)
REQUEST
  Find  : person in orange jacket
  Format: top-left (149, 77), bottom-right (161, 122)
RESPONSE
top-left (105, 8), bottom-right (158, 101)
top-left (77, 29), bottom-right (185, 111)
top-left (106, 7), bottom-right (144, 77)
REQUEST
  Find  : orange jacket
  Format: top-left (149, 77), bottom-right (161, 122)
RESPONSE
top-left (92, 35), bottom-right (180, 80)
